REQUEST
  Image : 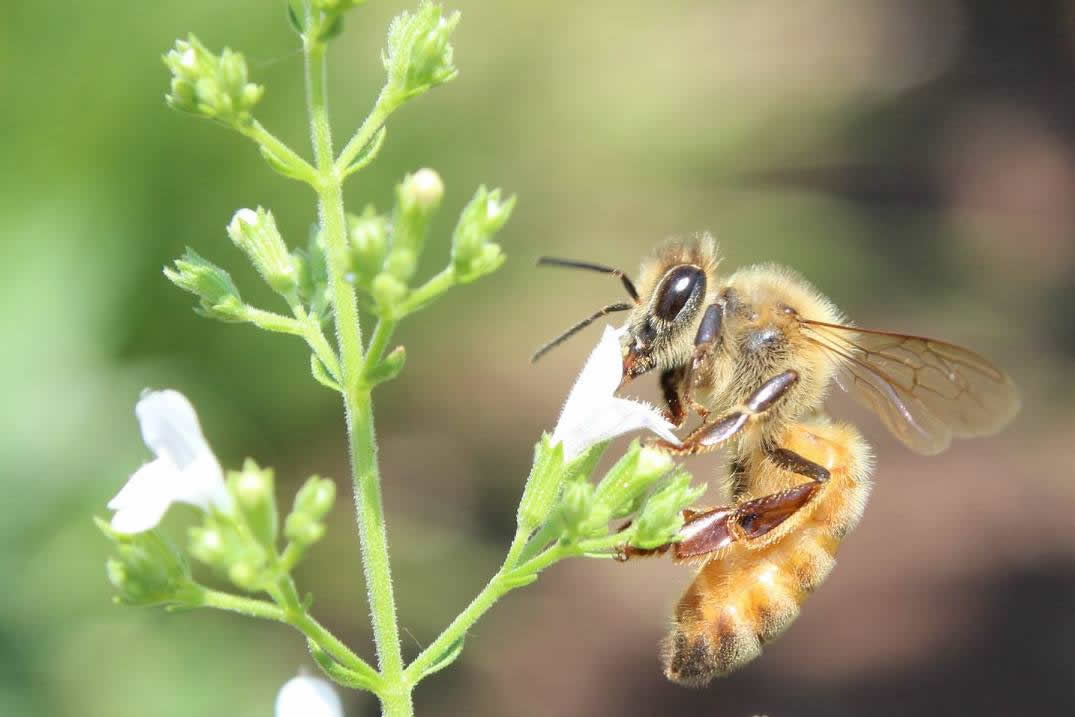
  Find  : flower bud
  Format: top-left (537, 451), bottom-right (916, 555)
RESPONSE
top-left (384, 169), bottom-right (443, 283)
top-left (231, 459), bottom-right (279, 550)
top-left (451, 185), bottom-right (515, 283)
top-left (189, 512), bottom-right (270, 591)
top-left (163, 35), bottom-right (263, 126)
top-left (97, 518), bottom-right (192, 606)
top-left (347, 207), bottom-right (389, 282)
top-left (371, 272), bottom-right (408, 307)
top-left (516, 434), bottom-right (566, 533)
top-left (556, 480), bottom-right (595, 539)
top-left (384, 4), bottom-right (460, 98)
top-left (164, 248), bottom-right (244, 321)
top-left (632, 471), bottom-right (707, 550)
top-left (227, 207), bottom-right (299, 297)
top-left (401, 168), bottom-right (444, 212)
top-left (285, 475), bottom-right (336, 548)
top-left (594, 442), bottom-right (675, 518)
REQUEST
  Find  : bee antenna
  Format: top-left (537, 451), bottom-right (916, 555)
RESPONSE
top-left (532, 302), bottom-right (634, 362)
top-left (537, 257), bottom-right (640, 303)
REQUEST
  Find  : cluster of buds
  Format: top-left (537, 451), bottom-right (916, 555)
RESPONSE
top-left (99, 391), bottom-right (336, 597)
top-left (164, 36), bottom-right (263, 127)
top-left (450, 186), bottom-right (514, 284)
top-left (164, 249), bottom-right (244, 322)
top-left (383, 2), bottom-right (460, 100)
top-left (344, 170), bottom-right (514, 314)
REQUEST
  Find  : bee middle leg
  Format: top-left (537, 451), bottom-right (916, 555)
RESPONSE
top-left (652, 369), bottom-right (799, 456)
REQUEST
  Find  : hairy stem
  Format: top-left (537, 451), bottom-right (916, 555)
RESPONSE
top-left (304, 22), bottom-right (409, 714)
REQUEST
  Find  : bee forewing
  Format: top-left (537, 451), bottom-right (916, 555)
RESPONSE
top-left (801, 320), bottom-right (1021, 455)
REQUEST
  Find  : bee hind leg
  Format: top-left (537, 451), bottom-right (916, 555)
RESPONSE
top-left (617, 483), bottom-right (818, 562)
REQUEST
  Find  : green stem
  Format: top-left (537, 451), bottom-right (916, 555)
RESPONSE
top-left (242, 120), bottom-right (318, 185)
top-left (198, 588), bottom-right (289, 622)
top-left (363, 318), bottom-right (398, 378)
top-left (404, 541), bottom-right (571, 683)
top-left (303, 24), bottom-right (408, 713)
top-left (393, 267), bottom-right (457, 317)
top-left (336, 86), bottom-right (398, 172)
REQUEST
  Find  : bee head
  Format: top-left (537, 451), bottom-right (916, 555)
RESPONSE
top-left (622, 263), bottom-right (708, 380)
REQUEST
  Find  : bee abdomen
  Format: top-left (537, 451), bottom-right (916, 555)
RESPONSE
top-left (662, 532), bottom-right (837, 685)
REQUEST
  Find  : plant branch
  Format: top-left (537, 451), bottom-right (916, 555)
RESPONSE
top-left (303, 20), bottom-right (408, 715)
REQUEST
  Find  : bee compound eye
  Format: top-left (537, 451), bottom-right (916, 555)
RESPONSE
top-left (655, 265), bottom-right (706, 322)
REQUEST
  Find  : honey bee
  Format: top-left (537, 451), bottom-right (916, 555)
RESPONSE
top-left (534, 234), bottom-right (1020, 686)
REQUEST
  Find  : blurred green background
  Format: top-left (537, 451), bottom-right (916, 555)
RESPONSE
top-left (4, 1), bottom-right (1075, 715)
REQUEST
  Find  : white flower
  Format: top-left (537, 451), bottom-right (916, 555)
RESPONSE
top-left (108, 389), bottom-right (231, 534)
top-left (551, 325), bottom-right (680, 460)
top-left (275, 675), bottom-right (344, 717)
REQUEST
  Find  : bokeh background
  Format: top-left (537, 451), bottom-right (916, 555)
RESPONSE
top-left (4, 0), bottom-right (1075, 715)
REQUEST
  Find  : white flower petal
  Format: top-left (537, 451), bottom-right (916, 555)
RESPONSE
top-left (551, 324), bottom-right (680, 460)
top-left (108, 461), bottom-right (176, 533)
top-left (171, 454), bottom-right (232, 512)
top-left (136, 389), bottom-right (215, 472)
top-left (275, 675), bottom-right (344, 717)
top-left (108, 389), bottom-right (229, 533)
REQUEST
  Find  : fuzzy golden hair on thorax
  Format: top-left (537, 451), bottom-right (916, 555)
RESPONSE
top-left (636, 233), bottom-right (721, 305)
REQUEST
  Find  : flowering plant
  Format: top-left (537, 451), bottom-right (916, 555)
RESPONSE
top-left (97, 2), bottom-right (704, 714)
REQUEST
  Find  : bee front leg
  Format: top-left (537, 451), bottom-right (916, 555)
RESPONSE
top-left (665, 303), bottom-right (724, 425)
top-left (659, 366), bottom-right (690, 427)
top-left (653, 369), bottom-right (799, 456)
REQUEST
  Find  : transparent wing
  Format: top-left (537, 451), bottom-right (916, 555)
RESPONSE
top-left (800, 320), bottom-right (1021, 455)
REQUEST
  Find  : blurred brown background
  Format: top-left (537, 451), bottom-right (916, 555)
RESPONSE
top-left (3, 0), bottom-right (1074, 715)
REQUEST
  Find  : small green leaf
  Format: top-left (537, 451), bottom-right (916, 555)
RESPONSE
top-left (364, 345), bottom-right (406, 386)
top-left (422, 635), bottom-right (466, 677)
top-left (308, 641), bottom-right (380, 691)
top-left (310, 354), bottom-right (342, 391)
top-left (286, 1), bottom-right (305, 34)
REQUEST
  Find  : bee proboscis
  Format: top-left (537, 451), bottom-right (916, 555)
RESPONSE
top-left (535, 235), bottom-right (1020, 686)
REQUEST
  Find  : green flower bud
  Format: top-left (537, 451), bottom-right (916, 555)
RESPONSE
top-left (371, 272), bottom-right (408, 308)
top-left (451, 185), bottom-right (515, 283)
top-left (285, 476), bottom-right (336, 548)
top-left (228, 561), bottom-right (259, 591)
top-left (594, 442), bottom-right (675, 519)
top-left (163, 35), bottom-right (263, 126)
top-left (164, 248), bottom-right (244, 322)
top-left (189, 512), bottom-right (270, 592)
top-left (516, 434), bottom-right (565, 534)
top-left (632, 471), bottom-right (707, 550)
top-left (384, 3), bottom-right (460, 98)
top-left (383, 248), bottom-right (417, 281)
top-left (400, 168), bottom-right (444, 213)
top-left (293, 475), bottom-right (336, 520)
top-left (384, 168), bottom-right (444, 283)
top-left (348, 207), bottom-right (389, 283)
top-left (227, 207), bottom-right (298, 297)
top-left (97, 518), bottom-right (193, 606)
top-left (230, 459), bottom-right (278, 550)
top-left (555, 480), bottom-right (595, 540)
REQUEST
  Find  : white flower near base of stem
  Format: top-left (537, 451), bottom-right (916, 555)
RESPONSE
top-left (551, 325), bottom-right (680, 460)
top-left (108, 390), bottom-right (232, 533)
top-left (275, 675), bottom-right (344, 717)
